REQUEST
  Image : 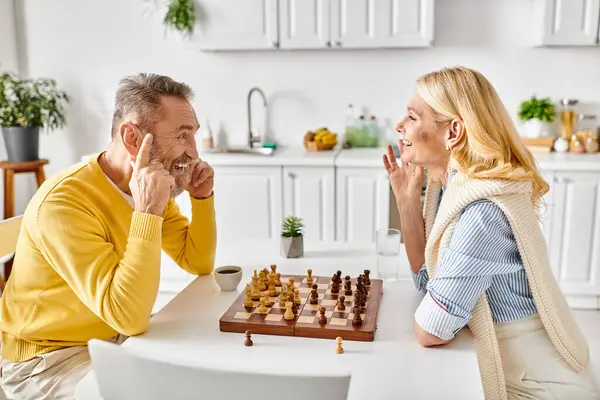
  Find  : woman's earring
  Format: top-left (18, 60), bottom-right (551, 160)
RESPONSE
top-left (445, 143), bottom-right (451, 151)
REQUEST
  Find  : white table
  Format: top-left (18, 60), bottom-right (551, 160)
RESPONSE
top-left (75, 240), bottom-right (483, 399)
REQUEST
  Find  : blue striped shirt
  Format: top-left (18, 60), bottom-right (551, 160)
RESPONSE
top-left (413, 176), bottom-right (538, 340)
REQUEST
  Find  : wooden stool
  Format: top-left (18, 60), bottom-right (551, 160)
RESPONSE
top-left (0, 159), bottom-right (48, 283)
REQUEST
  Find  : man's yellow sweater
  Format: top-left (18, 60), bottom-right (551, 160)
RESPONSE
top-left (0, 152), bottom-right (217, 362)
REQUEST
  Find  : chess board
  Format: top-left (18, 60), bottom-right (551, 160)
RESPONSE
top-left (219, 274), bottom-right (383, 342)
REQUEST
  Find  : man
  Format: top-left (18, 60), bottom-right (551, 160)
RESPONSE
top-left (0, 73), bottom-right (217, 399)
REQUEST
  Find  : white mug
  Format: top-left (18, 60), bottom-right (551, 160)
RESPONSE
top-left (213, 266), bottom-right (243, 291)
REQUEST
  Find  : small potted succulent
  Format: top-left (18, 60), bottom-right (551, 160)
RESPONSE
top-left (0, 71), bottom-right (69, 162)
top-left (518, 95), bottom-right (555, 138)
top-left (281, 215), bottom-right (304, 258)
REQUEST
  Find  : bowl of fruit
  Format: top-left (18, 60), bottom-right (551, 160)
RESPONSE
top-left (304, 127), bottom-right (338, 151)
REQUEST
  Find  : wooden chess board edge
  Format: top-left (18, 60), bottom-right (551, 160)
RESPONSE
top-left (293, 325), bottom-right (375, 342)
top-left (363, 279), bottom-right (383, 332)
top-left (219, 319), bottom-right (294, 337)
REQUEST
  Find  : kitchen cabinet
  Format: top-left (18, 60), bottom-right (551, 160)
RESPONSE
top-left (532, 0), bottom-right (600, 46)
top-left (283, 166), bottom-right (336, 241)
top-left (331, 0), bottom-right (434, 48)
top-left (198, 0), bottom-right (434, 50)
top-left (547, 171), bottom-right (600, 309)
top-left (279, 0), bottom-right (331, 49)
top-left (210, 166), bottom-right (283, 242)
top-left (336, 167), bottom-right (390, 243)
top-left (196, 0), bottom-right (279, 50)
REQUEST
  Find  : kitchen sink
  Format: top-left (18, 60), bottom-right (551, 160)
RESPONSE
top-left (203, 147), bottom-right (275, 156)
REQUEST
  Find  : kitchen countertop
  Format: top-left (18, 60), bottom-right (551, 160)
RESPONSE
top-left (84, 145), bottom-right (600, 171)
top-left (198, 145), bottom-right (341, 167)
top-left (335, 148), bottom-right (600, 170)
top-left (74, 240), bottom-right (483, 400)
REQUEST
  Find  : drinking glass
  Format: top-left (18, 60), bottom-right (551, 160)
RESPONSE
top-left (376, 228), bottom-right (401, 281)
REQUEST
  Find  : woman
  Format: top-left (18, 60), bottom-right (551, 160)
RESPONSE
top-left (383, 66), bottom-right (599, 399)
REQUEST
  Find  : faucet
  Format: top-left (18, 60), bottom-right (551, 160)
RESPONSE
top-left (247, 87), bottom-right (267, 148)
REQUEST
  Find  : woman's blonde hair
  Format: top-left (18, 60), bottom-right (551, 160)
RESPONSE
top-left (416, 66), bottom-right (549, 209)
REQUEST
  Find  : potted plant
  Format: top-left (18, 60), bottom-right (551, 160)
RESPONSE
top-left (518, 95), bottom-right (555, 138)
top-left (281, 215), bottom-right (304, 258)
top-left (0, 71), bottom-right (69, 162)
top-left (163, 0), bottom-right (196, 35)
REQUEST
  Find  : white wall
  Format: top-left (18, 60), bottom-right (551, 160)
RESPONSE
top-left (0, 0), bottom-right (21, 218)
top-left (8, 0), bottom-right (600, 213)
top-left (0, 0), bottom-right (18, 73)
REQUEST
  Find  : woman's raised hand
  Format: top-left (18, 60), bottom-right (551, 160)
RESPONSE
top-left (382, 142), bottom-right (424, 203)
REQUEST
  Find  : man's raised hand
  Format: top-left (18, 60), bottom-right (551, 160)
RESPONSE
top-left (129, 134), bottom-right (175, 216)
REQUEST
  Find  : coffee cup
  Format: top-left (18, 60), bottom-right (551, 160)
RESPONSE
top-left (213, 265), bottom-right (243, 291)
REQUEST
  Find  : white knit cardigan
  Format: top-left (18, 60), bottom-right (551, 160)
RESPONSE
top-left (422, 172), bottom-right (589, 400)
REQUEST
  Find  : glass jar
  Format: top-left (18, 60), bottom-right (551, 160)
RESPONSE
top-left (559, 98), bottom-right (579, 140)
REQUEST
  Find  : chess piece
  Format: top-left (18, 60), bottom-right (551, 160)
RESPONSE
top-left (331, 273), bottom-right (337, 284)
top-left (257, 297), bottom-right (268, 314)
top-left (258, 271), bottom-right (267, 291)
top-left (244, 284), bottom-right (254, 308)
top-left (364, 270), bottom-right (371, 286)
top-left (335, 337), bottom-right (343, 354)
top-left (244, 330), bottom-right (253, 347)
top-left (291, 299), bottom-right (298, 315)
top-left (289, 277), bottom-right (295, 288)
top-left (253, 270), bottom-right (258, 278)
top-left (337, 295), bottom-right (346, 311)
top-left (354, 292), bottom-right (364, 309)
top-left (318, 306), bottom-right (327, 324)
top-left (294, 288), bottom-right (301, 305)
top-left (344, 279), bottom-right (352, 296)
top-left (279, 293), bottom-right (287, 307)
top-left (268, 277), bottom-right (278, 297)
top-left (275, 272), bottom-right (282, 287)
top-left (270, 264), bottom-right (277, 275)
top-left (264, 295), bottom-right (273, 308)
top-left (306, 269), bottom-right (313, 283)
top-left (336, 270), bottom-right (342, 283)
top-left (310, 284), bottom-right (319, 304)
top-left (284, 301), bottom-right (295, 320)
top-left (331, 279), bottom-right (340, 294)
top-left (251, 278), bottom-right (262, 300)
top-left (352, 306), bottom-right (362, 326)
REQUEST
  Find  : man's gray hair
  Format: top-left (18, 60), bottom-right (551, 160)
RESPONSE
top-left (111, 73), bottom-right (194, 139)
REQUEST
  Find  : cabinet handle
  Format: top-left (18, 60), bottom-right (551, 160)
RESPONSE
top-left (325, 41), bottom-right (331, 47)
top-left (555, 177), bottom-right (569, 183)
top-left (270, 42), bottom-right (280, 48)
top-left (287, 172), bottom-right (296, 179)
top-left (335, 41), bottom-right (342, 47)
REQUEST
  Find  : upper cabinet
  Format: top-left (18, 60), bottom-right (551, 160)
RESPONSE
top-left (279, 0), bottom-right (331, 48)
top-left (196, 0), bottom-right (279, 50)
top-left (533, 0), bottom-right (600, 46)
top-left (198, 0), bottom-right (435, 50)
top-left (330, 0), bottom-right (434, 49)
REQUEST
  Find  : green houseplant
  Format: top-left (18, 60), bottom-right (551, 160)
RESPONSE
top-left (281, 215), bottom-right (304, 258)
top-left (518, 95), bottom-right (555, 138)
top-left (163, 0), bottom-right (196, 34)
top-left (0, 71), bottom-right (69, 162)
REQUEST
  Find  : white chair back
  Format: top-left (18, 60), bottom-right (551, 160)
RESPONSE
top-left (0, 215), bottom-right (22, 259)
top-left (88, 339), bottom-right (351, 400)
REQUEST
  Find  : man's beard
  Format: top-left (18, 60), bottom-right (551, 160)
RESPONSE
top-left (148, 144), bottom-right (193, 198)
